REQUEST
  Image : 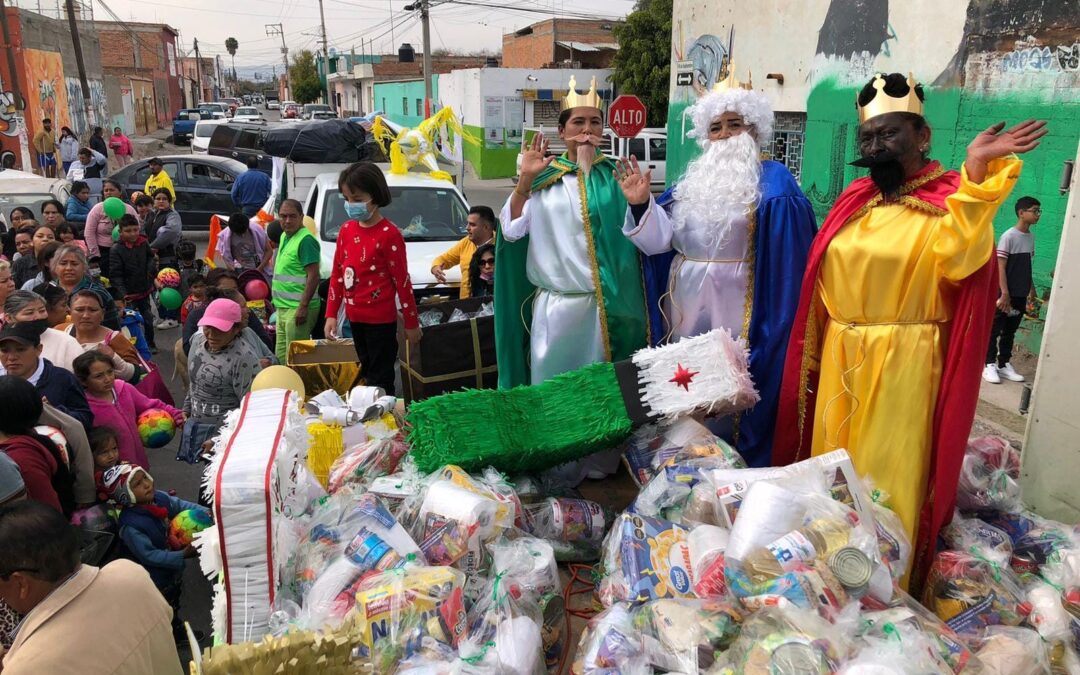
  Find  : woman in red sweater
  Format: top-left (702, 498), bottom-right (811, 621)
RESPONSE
top-left (0, 375), bottom-right (74, 514)
top-left (324, 163), bottom-right (420, 395)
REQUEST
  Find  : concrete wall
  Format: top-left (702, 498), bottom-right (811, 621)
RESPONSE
top-left (667, 0), bottom-right (1080, 353)
top-left (373, 76), bottom-right (439, 129)
top-left (438, 67), bottom-right (611, 178)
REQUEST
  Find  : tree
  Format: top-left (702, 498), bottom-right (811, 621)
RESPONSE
top-left (225, 37), bottom-right (239, 84)
top-left (610, 0), bottom-right (672, 128)
top-left (289, 50), bottom-right (321, 104)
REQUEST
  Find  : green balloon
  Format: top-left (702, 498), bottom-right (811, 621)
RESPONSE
top-left (159, 287), bottom-right (183, 310)
top-left (102, 197), bottom-right (126, 221)
top-left (111, 225), bottom-right (120, 242)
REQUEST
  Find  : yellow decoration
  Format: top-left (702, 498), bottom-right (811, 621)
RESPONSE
top-left (856, 72), bottom-right (924, 124)
top-left (250, 365), bottom-right (306, 400)
top-left (370, 106), bottom-right (477, 182)
top-left (711, 62), bottom-right (753, 93)
top-left (306, 422), bottom-right (344, 489)
top-left (561, 75), bottom-right (603, 112)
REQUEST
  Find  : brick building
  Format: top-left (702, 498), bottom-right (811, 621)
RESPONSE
top-left (179, 56), bottom-right (218, 106)
top-left (502, 18), bottom-right (620, 69)
top-left (91, 21), bottom-right (180, 131)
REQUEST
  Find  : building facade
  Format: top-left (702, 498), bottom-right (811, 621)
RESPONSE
top-left (179, 56), bottom-right (219, 107)
top-left (666, 0), bottom-right (1080, 353)
top-left (92, 21), bottom-right (180, 132)
top-left (502, 18), bottom-right (620, 69)
top-left (0, 7), bottom-right (109, 171)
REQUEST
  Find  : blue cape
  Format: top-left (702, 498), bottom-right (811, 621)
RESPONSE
top-left (641, 160), bottom-right (818, 467)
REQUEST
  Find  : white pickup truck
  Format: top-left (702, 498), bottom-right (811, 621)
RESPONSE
top-left (515, 127), bottom-right (667, 193)
top-left (299, 167), bottom-right (471, 295)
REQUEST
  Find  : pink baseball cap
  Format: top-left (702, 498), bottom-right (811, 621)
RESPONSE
top-left (198, 298), bottom-right (242, 332)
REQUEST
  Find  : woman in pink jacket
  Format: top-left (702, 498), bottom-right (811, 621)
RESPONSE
top-left (74, 350), bottom-right (184, 469)
top-left (109, 126), bottom-right (133, 167)
top-left (84, 178), bottom-right (137, 280)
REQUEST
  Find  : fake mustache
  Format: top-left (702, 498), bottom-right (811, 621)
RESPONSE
top-left (568, 133), bottom-right (602, 146)
top-left (850, 151), bottom-right (901, 168)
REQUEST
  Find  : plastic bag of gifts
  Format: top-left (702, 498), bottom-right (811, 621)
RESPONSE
top-left (1022, 579), bottom-right (1080, 672)
top-left (572, 603), bottom-right (650, 675)
top-left (292, 490), bottom-right (423, 630)
top-left (979, 510), bottom-right (1080, 577)
top-left (326, 431), bottom-right (410, 495)
top-left (630, 454), bottom-right (741, 527)
top-left (597, 512), bottom-right (696, 606)
top-left (858, 592), bottom-right (978, 673)
top-left (455, 573), bottom-right (547, 675)
top-left (522, 495), bottom-right (608, 561)
top-left (722, 470), bottom-right (898, 616)
top-left (841, 619), bottom-right (964, 675)
top-left (921, 546), bottom-right (1027, 641)
top-left (622, 417), bottom-right (745, 488)
top-left (398, 465), bottom-right (516, 578)
top-left (348, 565), bottom-right (467, 673)
top-left (956, 436), bottom-right (1023, 515)
top-left (632, 598), bottom-right (742, 673)
top-left (973, 626), bottom-right (1052, 675)
top-left (711, 604), bottom-right (853, 674)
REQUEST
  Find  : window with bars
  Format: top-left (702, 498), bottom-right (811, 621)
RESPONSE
top-left (767, 112), bottom-right (806, 183)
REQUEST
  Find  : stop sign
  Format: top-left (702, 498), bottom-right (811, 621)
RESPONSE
top-left (608, 95), bottom-right (647, 138)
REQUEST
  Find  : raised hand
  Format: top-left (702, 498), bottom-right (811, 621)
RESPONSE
top-left (965, 119), bottom-right (1048, 182)
top-left (615, 156), bottom-right (653, 206)
top-left (519, 132), bottom-right (554, 185)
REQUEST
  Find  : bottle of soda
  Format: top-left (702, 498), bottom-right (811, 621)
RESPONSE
top-left (742, 519), bottom-right (851, 583)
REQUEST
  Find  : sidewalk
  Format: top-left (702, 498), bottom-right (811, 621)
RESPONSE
top-left (973, 350), bottom-right (1035, 444)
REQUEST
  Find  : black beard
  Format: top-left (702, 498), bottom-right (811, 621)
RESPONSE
top-left (851, 151), bottom-right (906, 198)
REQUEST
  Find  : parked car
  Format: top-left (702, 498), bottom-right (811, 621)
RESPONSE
top-left (311, 110), bottom-right (336, 120)
top-left (197, 103), bottom-right (228, 120)
top-left (232, 106), bottom-right (266, 124)
top-left (265, 96), bottom-right (279, 110)
top-left (171, 108), bottom-right (207, 145)
top-left (304, 169), bottom-right (470, 293)
top-left (0, 169), bottom-right (71, 228)
top-left (283, 102), bottom-right (300, 119)
top-left (192, 119), bottom-right (227, 154)
top-left (207, 122), bottom-right (272, 174)
top-left (110, 155), bottom-right (247, 231)
top-left (301, 104), bottom-right (332, 120)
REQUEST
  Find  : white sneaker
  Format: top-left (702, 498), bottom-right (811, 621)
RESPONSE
top-left (998, 363), bottom-right (1025, 382)
top-left (982, 364), bottom-right (1001, 384)
top-left (155, 319), bottom-right (179, 330)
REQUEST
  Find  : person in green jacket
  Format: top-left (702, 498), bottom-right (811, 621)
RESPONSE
top-left (272, 199), bottom-right (321, 363)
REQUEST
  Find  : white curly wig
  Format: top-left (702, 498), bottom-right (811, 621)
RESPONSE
top-left (686, 88), bottom-right (774, 149)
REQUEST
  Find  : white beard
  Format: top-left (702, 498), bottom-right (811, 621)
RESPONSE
top-left (575, 141), bottom-right (598, 176)
top-left (672, 133), bottom-right (762, 248)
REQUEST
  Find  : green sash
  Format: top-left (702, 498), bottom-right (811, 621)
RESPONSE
top-left (494, 154), bottom-right (649, 388)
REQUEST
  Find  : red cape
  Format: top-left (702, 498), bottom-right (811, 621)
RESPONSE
top-left (772, 161), bottom-right (999, 586)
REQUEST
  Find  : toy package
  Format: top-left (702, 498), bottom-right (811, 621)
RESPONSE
top-left (598, 513), bottom-right (694, 606)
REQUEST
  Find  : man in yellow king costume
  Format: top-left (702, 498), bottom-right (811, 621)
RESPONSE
top-left (773, 72), bottom-right (1046, 583)
top-left (496, 76), bottom-right (651, 479)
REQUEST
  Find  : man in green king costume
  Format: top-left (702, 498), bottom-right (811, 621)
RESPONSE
top-left (496, 76), bottom-right (650, 481)
top-left (497, 76), bottom-right (649, 384)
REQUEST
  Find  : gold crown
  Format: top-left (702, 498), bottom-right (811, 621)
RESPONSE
top-left (711, 63), bottom-right (753, 93)
top-left (857, 72), bottom-right (924, 124)
top-left (561, 75), bottom-right (603, 112)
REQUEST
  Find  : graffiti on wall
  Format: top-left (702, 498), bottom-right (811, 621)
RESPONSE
top-left (23, 49), bottom-right (71, 132)
top-left (64, 77), bottom-right (109, 136)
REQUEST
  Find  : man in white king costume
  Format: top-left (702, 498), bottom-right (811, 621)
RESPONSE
top-left (495, 76), bottom-right (650, 386)
top-left (616, 66), bottom-right (817, 468)
top-left (495, 75), bottom-right (651, 482)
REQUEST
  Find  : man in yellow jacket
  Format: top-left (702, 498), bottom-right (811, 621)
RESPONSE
top-left (430, 205), bottom-right (494, 298)
top-left (143, 157), bottom-right (176, 201)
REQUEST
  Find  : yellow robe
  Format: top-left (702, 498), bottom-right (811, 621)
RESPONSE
top-left (810, 158), bottom-right (1020, 549)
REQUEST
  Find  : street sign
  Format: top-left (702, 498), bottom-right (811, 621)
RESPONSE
top-left (608, 95), bottom-right (647, 138)
top-left (676, 72), bottom-right (693, 86)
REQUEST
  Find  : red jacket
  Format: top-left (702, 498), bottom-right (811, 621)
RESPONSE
top-left (325, 218), bottom-right (419, 329)
top-left (1, 435), bottom-right (60, 512)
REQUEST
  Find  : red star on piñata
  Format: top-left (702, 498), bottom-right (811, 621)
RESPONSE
top-left (669, 363), bottom-right (699, 391)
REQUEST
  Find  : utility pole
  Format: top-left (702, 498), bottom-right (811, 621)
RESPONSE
top-left (266, 23), bottom-right (290, 101)
top-left (317, 0), bottom-right (332, 109)
top-left (194, 38), bottom-right (203, 103)
top-left (388, 0), bottom-right (395, 52)
top-left (64, 0), bottom-right (95, 130)
top-left (0, 0), bottom-right (22, 111)
top-left (404, 0), bottom-right (432, 116)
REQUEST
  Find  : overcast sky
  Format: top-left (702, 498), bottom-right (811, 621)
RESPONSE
top-left (76, 0), bottom-right (634, 77)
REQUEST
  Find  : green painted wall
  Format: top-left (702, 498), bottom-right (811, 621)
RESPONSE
top-left (462, 123), bottom-right (519, 179)
top-left (373, 76), bottom-right (440, 128)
